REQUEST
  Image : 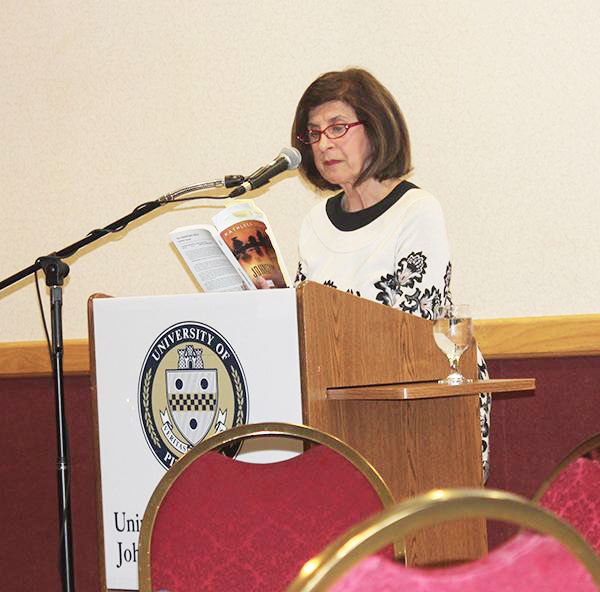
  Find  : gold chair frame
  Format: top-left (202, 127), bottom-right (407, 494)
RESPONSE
top-left (137, 421), bottom-right (395, 592)
top-left (286, 488), bottom-right (600, 592)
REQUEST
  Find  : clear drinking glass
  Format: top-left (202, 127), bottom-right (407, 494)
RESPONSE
top-left (433, 304), bottom-right (474, 384)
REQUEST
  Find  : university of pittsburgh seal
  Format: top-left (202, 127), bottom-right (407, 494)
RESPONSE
top-left (138, 321), bottom-right (248, 469)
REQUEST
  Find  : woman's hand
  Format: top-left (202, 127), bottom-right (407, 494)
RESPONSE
top-left (256, 277), bottom-right (275, 289)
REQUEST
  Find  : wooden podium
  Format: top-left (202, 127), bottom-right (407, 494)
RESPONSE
top-left (296, 281), bottom-right (534, 566)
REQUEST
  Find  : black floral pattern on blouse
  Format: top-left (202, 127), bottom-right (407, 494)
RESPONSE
top-left (294, 261), bottom-right (307, 285)
top-left (401, 286), bottom-right (443, 319)
top-left (477, 349), bottom-right (491, 482)
top-left (443, 262), bottom-right (452, 304)
top-left (373, 251), bottom-right (451, 320)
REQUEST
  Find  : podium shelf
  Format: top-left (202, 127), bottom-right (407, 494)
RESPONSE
top-left (326, 378), bottom-right (535, 400)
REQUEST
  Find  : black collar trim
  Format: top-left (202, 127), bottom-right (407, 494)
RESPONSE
top-left (325, 180), bottom-right (418, 231)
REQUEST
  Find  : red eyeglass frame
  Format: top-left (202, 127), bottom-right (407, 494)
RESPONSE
top-left (297, 121), bottom-right (364, 144)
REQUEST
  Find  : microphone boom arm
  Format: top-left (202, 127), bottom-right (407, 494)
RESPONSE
top-left (0, 198), bottom-right (164, 291)
top-left (0, 172), bottom-right (245, 291)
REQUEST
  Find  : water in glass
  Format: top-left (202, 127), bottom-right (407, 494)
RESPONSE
top-left (433, 304), bottom-right (474, 384)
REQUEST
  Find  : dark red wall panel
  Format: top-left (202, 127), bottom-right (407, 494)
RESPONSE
top-left (0, 375), bottom-right (101, 592)
top-left (486, 356), bottom-right (600, 548)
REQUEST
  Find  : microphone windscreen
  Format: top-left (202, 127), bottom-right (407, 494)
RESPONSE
top-left (281, 147), bottom-right (302, 170)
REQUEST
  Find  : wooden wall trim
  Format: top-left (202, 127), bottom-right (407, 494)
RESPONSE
top-left (474, 314), bottom-right (600, 359)
top-left (1, 314), bottom-right (598, 377)
top-left (0, 339), bottom-right (90, 377)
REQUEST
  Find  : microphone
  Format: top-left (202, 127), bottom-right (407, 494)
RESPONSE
top-left (229, 147), bottom-right (301, 197)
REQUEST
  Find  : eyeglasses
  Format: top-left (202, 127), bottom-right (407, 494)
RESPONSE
top-left (297, 121), bottom-right (364, 144)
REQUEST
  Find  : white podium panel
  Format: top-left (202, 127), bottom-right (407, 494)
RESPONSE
top-left (91, 289), bottom-right (302, 590)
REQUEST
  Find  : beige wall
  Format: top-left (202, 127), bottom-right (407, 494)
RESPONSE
top-left (1, 1), bottom-right (599, 342)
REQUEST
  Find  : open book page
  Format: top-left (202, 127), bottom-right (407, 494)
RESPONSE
top-left (169, 224), bottom-right (255, 292)
top-left (212, 200), bottom-right (290, 289)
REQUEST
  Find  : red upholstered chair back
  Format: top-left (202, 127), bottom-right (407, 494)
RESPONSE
top-left (533, 432), bottom-right (600, 554)
top-left (286, 488), bottom-right (600, 592)
top-left (138, 422), bottom-right (394, 592)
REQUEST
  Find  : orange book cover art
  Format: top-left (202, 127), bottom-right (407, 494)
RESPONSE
top-left (219, 220), bottom-right (287, 288)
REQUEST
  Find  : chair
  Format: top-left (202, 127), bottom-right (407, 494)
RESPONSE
top-left (138, 422), bottom-right (395, 592)
top-left (533, 431), bottom-right (600, 554)
top-left (286, 488), bottom-right (600, 592)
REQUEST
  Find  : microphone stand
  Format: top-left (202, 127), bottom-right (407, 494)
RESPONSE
top-left (0, 176), bottom-right (242, 592)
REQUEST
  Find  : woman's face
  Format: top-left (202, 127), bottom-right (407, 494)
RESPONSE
top-left (307, 100), bottom-right (372, 189)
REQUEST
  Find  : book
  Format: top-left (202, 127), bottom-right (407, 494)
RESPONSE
top-left (170, 200), bottom-right (290, 293)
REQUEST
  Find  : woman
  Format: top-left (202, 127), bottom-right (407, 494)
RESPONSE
top-left (291, 68), bottom-right (491, 480)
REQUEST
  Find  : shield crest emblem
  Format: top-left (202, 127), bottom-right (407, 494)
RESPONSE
top-left (165, 368), bottom-right (218, 445)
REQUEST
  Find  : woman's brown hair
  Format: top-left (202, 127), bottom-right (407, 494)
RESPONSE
top-left (291, 68), bottom-right (412, 191)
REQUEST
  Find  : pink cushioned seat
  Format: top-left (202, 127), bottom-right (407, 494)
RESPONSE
top-left (331, 532), bottom-right (597, 592)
